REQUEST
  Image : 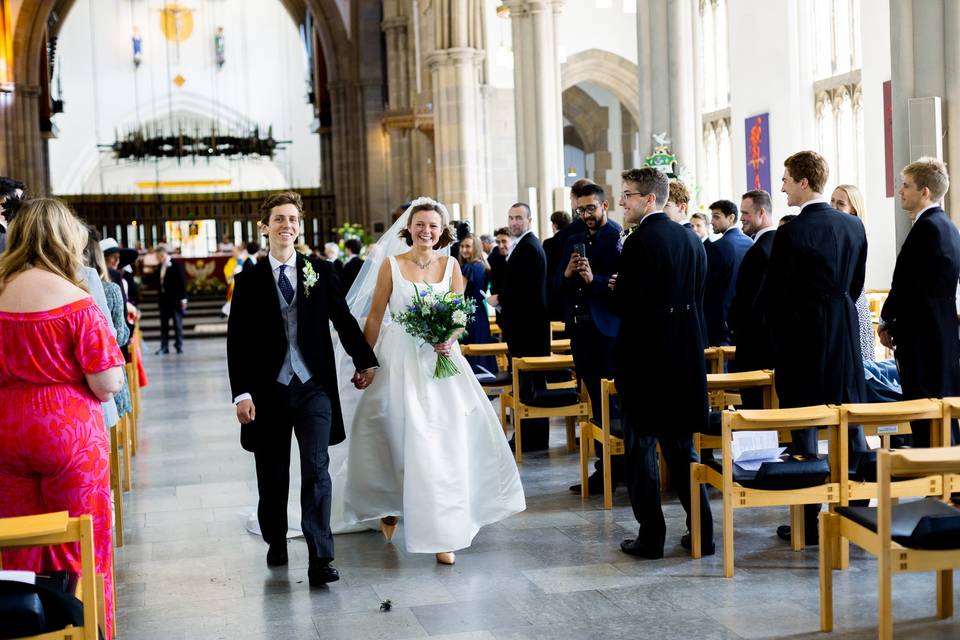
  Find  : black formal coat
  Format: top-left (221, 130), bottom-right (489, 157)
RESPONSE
top-left (881, 206), bottom-right (960, 399)
top-left (763, 202), bottom-right (867, 407)
top-left (613, 213), bottom-right (708, 436)
top-left (499, 232), bottom-right (549, 356)
top-left (542, 234), bottom-right (566, 321)
top-left (227, 255), bottom-right (378, 451)
top-left (729, 229), bottom-right (776, 373)
top-left (704, 227), bottom-right (753, 346)
top-left (488, 248), bottom-right (506, 295)
top-left (341, 256), bottom-right (363, 294)
top-left (559, 222), bottom-right (621, 338)
top-left (158, 260), bottom-right (188, 309)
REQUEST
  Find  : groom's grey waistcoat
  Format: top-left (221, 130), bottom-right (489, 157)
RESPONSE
top-left (276, 285), bottom-right (315, 385)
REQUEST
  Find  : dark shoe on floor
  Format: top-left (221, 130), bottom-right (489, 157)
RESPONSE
top-left (620, 537), bottom-right (664, 559)
top-left (776, 525), bottom-right (818, 546)
top-left (569, 472), bottom-right (609, 494)
top-left (266, 543), bottom-right (288, 567)
top-left (680, 532), bottom-right (716, 556)
top-left (308, 561), bottom-right (340, 587)
top-left (175, 347), bottom-right (183, 354)
top-left (507, 437), bottom-right (548, 453)
top-left (154, 347), bottom-right (169, 355)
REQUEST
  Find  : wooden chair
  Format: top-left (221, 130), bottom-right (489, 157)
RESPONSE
top-left (578, 379), bottom-right (623, 509)
top-left (108, 426), bottom-right (124, 547)
top-left (819, 448), bottom-right (960, 639)
top-left (123, 362), bottom-right (139, 456)
top-left (942, 397), bottom-right (960, 501)
top-left (501, 354), bottom-right (588, 462)
top-left (550, 320), bottom-right (566, 341)
top-left (460, 342), bottom-right (512, 402)
top-left (550, 338), bottom-right (571, 354)
top-left (0, 511), bottom-right (102, 640)
top-left (703, 346), bottom-right (737, 374)
top-left (690, 405), bottom-right (843, 577)
top-left (119, 413), bottom-right (133, 493)
top-left (698, 370), bottom-right (778, 455)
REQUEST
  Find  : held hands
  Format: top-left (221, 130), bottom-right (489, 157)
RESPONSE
top-left (878, 326), bottom-right (895, 350)
top-left (236, 399), bottom-right (256, 424)
top-left (564, 254), bottom-right (593, 283)
top-left (352, 368), bottom-right (376, 390)
top-left (608, 273), bottom-right (618, 290)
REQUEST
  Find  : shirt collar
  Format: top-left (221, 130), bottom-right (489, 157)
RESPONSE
top-left (799, 196), bottom-right (829, 212)
top-left (269, 252), bottom-right (298, 271)
top-left (913, 203), bottom-right (940, 225)
top-left (754, 225), bottom-right (775, 240)
top-left (638, 210), bottom-right (663, 226)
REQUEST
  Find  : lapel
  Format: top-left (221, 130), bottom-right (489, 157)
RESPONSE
top-left (296, 253), bottom-right (309, 330)
top-left (258, 257), bottom-right (283, 327)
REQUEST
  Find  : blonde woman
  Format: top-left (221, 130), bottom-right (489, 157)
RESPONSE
top-left (0, 199), bottom-right (124, 637)
top-left (830, 184), bottom-right (875, 362)
top-left (458, 233), bottom-right (497, 374)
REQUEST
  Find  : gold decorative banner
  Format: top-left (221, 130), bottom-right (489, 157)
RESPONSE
top-left (160, 3), bottom-right (194, 43)
top-left (135, 179), bottom-right (232, 189)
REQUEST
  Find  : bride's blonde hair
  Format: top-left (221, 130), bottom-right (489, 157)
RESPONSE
top-left (0, 198), bottom-right (89, 295)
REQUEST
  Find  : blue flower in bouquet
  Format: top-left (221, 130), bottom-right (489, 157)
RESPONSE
top-left (393, 280), bottom-right (477, 379)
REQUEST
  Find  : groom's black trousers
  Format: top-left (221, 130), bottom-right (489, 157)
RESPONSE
top-left (254, 376), bottom-right (334, 562)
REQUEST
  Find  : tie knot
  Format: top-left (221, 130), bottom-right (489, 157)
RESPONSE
top-left (279, 264), bottom-right (286, 274)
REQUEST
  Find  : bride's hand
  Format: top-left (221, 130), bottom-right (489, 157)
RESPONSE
top-left (433, 338), bottom-right (455, 357)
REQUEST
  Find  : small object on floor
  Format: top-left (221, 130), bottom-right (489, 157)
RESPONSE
top-left (266, 542), bottom-right (288, 567)
top-left (435, 552), bottom-right (455, 565)
top-left (776, 524), bottom-right (819, 546)
top-left (620, 537), bottom-right (663, 559)
top-left (380, 516), bottom-right (398, 542)
top-left (308, 562), bottom-right (340, 587)
top-left (379, 599), bottom-right (393, 612)
top-left (680, 532), bottom-right (716, 556)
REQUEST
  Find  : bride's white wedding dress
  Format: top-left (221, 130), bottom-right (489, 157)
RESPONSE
top-left (341, 255), bottom-right (526, 552)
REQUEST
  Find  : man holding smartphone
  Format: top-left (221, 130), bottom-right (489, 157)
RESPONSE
top-left (560, 183), bottom-right (623, 493)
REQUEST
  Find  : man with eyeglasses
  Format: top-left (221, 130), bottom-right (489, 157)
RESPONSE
top-left (611, 167), bottom-right (714, 559)
top-left (560, 183), bottom-right (624, 494)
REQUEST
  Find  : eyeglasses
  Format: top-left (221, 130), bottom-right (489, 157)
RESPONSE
top-left (620, 190), bottom-right (648, 200)
top-left (574, 204), bottom-right (601, 216)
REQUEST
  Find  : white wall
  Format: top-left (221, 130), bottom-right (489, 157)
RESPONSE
top-left (559, 0), bottom-right (637, 65)
top-left (49, 0), bottom-right (320, 194)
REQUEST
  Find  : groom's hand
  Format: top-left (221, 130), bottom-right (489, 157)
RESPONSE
top-left (236, 399), bottom-right (256, 424)
top-left (353, 368), bottom-right (375, 389)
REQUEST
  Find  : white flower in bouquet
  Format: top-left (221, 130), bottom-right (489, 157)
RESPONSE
top-left (452, 309), bottom-right (468, 326)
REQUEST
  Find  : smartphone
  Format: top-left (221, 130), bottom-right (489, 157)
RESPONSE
top-left (573, 243), bottom-right (587, 258)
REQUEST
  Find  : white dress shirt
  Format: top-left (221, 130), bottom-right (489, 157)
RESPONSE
top-left (507, 229), bottom-right (533, 259)
top-left (913, 203), bottom-right (940, 226)
top-left (754, 225), bottom-right (776, 241)
top-left (799, 196), bottom-right (830, 212)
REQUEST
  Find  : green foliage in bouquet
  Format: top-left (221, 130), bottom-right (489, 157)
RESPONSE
top-left (392, 283), bottom-right (477, 378)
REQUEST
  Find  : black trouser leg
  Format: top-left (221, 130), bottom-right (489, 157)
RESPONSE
top-left (290, 378), bottom-right (335, 563)
top-left (159, 305), bottom-right (171, 349)
top-left (254, 384), bottom-right (293, 546)
top-left (623, 427), bottom-right (665, 548)
top-left (659, 435), bottom-right (713, 547)
top-left (172, 309), bottom-right (185, 350)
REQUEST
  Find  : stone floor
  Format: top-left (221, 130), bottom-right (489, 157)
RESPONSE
top-left (116, 339), bottom-right (960, 639)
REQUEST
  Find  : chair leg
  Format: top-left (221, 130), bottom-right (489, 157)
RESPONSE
top-left (690, 463), bottom-right (702, 559)
top-left (723, 491), bottom-right (734, 578)
top-left (790, 505), bottom-right (805, 551)
top-left (121, 415), bottom-right (133, 492)
top-left (514, 417), bottom-right (523, 464)
top-left (878, 550), bottom-right (893, 640)
top-left (602, 442), bottom-right (613, 510)
top-left (579, 424), bottom-right (590, 498)
top-left (937, 569), bottom-right (954, 619)
top-left (818, 512), bottom-right (834, 632)
top-left (565, 417), bottom-right (575, 453)
top-left (109, 427), bottom-right (123, 548)
top-left (499, 397), bottom-right (508, 436)
top-left (96, 573), bottom-right (108, 640)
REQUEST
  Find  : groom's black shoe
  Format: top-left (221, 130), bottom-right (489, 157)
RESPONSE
top-left (620, 537), bottom-right (664, 559)
top-left (266, 543), bottom-right (288, 567)
top-left (680, 533), bottom-right (716, 556)
top-left (308, 560), bottom-right (340, 587)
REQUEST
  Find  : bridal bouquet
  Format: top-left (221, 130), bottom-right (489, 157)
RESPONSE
top-left (393, 283), bottom-right (477, 378)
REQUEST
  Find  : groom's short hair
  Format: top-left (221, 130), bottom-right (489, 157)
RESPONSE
top-left (259, 191), bottom-right (303, 225)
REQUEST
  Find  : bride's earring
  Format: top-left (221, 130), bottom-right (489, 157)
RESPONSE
top-left (380, 516), bottom-right (398, 542)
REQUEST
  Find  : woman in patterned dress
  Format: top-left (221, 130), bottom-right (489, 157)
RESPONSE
top-left (0, 199), bottom-right (125, 637)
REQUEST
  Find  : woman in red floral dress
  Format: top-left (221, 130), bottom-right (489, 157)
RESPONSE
top-left (0, 199), bottom-right (125, 637)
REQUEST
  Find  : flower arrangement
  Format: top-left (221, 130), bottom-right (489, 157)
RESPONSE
top-left (392, 283), bottom-right (477, 378)
top-left (334, 222), bottom-right (374, 258)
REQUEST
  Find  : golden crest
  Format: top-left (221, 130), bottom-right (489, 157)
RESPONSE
top-left (160, 3), bottom-right (194, 43)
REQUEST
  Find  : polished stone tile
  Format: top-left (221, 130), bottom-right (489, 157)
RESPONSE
top-left (312, 608), bottom-right (428, 639)
top-left (410, 597), bottom-right (531, 635)
top-left (522, 563), bottom-right (646, 594)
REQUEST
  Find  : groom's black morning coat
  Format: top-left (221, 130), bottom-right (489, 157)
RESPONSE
top-left (227, 254), bottom-right (377, 450)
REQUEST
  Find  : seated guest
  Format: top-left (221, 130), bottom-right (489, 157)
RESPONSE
top-left (0, 198), bottom-right (125, 637)
top-left (543, 210), bottom-right (572, 321)
top-left (830, 184), bottom-right (875, 363)
top-left (704, 199), bottom-right (753, 346)
top-left (880, 158), bottom-right (960, 447)
top-left (458, 233), bottom-right (497, 376)
top-left (689, 212), bottom-right (709, 241)
top-left (341, 238), bottom-right (364, 293)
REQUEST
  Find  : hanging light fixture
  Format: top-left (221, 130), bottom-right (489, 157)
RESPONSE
top-left (567, 165), bottom-right (577, 177)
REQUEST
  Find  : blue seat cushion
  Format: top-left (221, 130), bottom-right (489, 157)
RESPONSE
top-left (588, 416), bottom-right (624, 439)
top-left (544, 369), bottom-right (575, 384)
top-left (705, 454), bottom-right (831, 490)
top-left (478, 371), bottom-right (512, 387)
top-left (526, 388), bottom-right (580, 408)
top-left (836, 498), bottom-right (960, 550)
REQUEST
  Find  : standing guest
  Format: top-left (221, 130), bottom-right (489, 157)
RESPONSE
top-left (227, 191), bottom-right (378, 586)
top-left (458, 233), bottom-right (497, 375)
top-left (830, 184), bottom-right (875, 363)
top-left (0, 177), bottom-right (25, 254)
top-left (665, 180), bottom-right (692, 227)
top-left (341, 238), bottom-right (364, 293)
top-left (449, 220), bottom-right (471, 261)
top-left (0, 198), bottom-right (124, 637)
top-left (480, 233), bottom-right (496, 256)
top-left (689, 212), bottom-right (710, 241)
top-left (543, 210), bottom-right (572, 321)
top-left (155, 244), bottom-right (188, 355)
top-left (244, 242), bottom-right (260, 269)
top-left (765, 150), bottom-right (867, 545)
top-left (611, 167), bottom-right (714, 558)
top-left (729, 190), bottom-right (777, 407)
top-left (880, 158), bottom-right (960, 446)
top-left (560, 183), bottom-right (623, 493)
top-left (778, 214), bottom-right (797, 226)
top-left (488, 227), bottom-right (511, 299)
top-left (703, 199), bottom-right (753, 346)
top-left (100, 237), bottom-right (138, 337)
top-left (323, 242), bottom-right (344, 277)
top-left (498, 203), bottom-right (550, 452)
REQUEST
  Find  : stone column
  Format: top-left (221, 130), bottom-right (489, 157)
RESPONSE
top-left (1, 84), bottom-right (47, 194)
top-left (329, 80), bottom-right (368, 226)
top-left (505, 0), bottom-right (564, 238)
top-left (383, 11), bottom-right (416, 207)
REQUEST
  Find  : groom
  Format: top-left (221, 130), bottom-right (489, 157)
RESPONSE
top-left (227, 191), bottom-right (378, 586)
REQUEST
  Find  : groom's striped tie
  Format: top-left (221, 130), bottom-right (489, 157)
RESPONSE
top-left (278, 264), bottom-right (295, 305)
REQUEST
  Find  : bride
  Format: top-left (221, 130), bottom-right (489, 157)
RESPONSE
top-left (338, 198), bottom-right (525, 565)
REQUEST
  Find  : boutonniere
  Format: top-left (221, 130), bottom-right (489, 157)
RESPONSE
top-left (302, 261), bottom-right (318, 297)
top-left (617, 227), bottom-right (632, 253)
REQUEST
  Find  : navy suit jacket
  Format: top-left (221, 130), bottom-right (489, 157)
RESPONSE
top-left (559, 222), bottom-right (621, 338)
top-left (703, 227), bottom-right (753, 345)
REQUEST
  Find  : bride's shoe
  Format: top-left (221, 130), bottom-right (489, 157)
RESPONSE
top-left (380, 516), bottom-right (398, 542)
top-left (435, 552), bottom-right (455, 565)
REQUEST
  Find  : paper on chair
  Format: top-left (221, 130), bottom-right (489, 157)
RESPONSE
top-left (0, 570), bottom-right (36, 584)
top-left (730, 430), bottom-right (786, 471)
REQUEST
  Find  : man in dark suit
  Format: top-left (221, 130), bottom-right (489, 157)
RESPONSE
top-left (560, 184), bottom-right (623, 493)
top-left (228, 191), bottom-right (378, 587)
top-left (340, 238), bottom-right (364, 294)
top-left (729, 190), bottom-right (777, 408)
top-left (612, 167), bottom-right (714, 559)
top-left (488, 227), bottom-right (510, 298)
top-left (764, 150), bottom-right (867, 544)
top-left (154, 244), bottom-right (188, 354)
top-left (880, 158), bottom-right (960, 447)
top-left (497, 203), bottom-right (551, 451)
top-left (543, 210), bottom-right (572, 321)
top-left (704, 199), bottom-right (753, 346)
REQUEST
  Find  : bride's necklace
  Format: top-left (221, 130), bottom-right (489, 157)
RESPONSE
top-left (408, 254), bottom-right (435, 270)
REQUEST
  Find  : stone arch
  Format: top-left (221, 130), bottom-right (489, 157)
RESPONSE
top-left (562, 85), bottom-right (611, 196)
top-left (561, 49), bottom-right (641, 132)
